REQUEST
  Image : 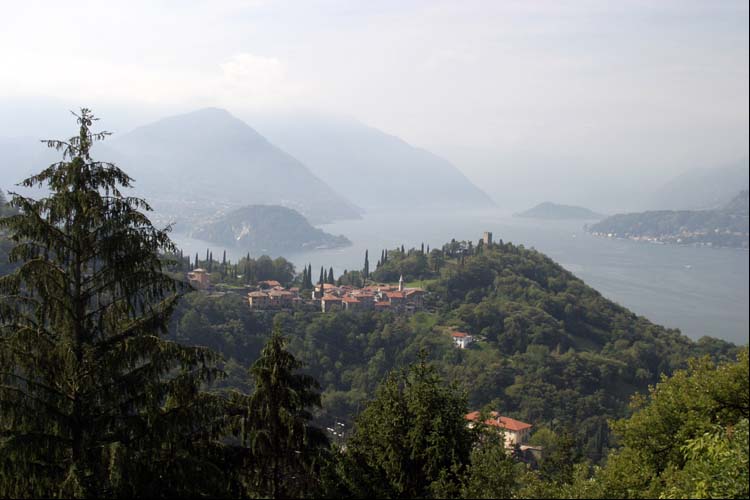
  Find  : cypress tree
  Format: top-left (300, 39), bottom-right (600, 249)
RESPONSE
top-left (208, 251), bottom-right (213, 272)
top-left (206, 248), bottom-right (210, 264)
top-left (0, 109), bottom-right (230, 498)
top-left (195, 252), bottom-right (199, 269)
top-left (319, 266), bottom-right (325, 286)
top-left (363, 250), bottom-right (369, 279)
top-left (327, 267), bottom-right (334, 284)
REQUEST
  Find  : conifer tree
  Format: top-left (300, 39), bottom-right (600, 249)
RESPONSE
top-left (363, 250), bottom-right (369, 279)
top-left (319, 266), bottom-right (325, 286)
top-left (327, 267), bottom-right (334, 284)
top-left (241, 320), bottom-right (328, 498)
top-left (0, 109), bottom-right (230, 498)
top-left (195, 252), bottom-right (199, 269)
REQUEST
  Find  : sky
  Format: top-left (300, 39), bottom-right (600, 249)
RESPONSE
top-left (1, 0), bottom-right (748, 208)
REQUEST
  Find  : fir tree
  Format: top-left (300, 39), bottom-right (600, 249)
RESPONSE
top-left (240, 320), bottom-right (328, 498)
top-left (0, 109), bottom-right (230, 498)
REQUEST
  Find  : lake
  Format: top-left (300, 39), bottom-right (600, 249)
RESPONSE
top-left (172, 208), bottom-right (749, 345)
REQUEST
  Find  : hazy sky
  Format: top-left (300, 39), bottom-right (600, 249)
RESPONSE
top-left (1, 0), bottom-right (748, 205)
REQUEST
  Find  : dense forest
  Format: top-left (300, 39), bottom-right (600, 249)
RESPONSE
top-left (0, 111), bottom-right (747, 498)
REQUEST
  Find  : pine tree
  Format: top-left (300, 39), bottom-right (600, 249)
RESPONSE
top-left (0, 109), bottom-right (230, 498)
top-left (241, 320), bottom-right (328, 498)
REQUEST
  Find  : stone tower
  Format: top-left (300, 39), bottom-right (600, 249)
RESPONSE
top-left (482, 231), bottom-right (493, 246)
top-left (398, 274), bottom-right (404, 292)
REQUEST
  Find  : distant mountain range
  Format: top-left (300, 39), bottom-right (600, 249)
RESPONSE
top-left (588, 191), bottom-right (749, 248)
top-left (514, 202), bottom-right (604, 220)
top-left (190, 205), bottom-right (350, 255)
top-left (105, 108), bottom-right (363, 225)
top-left (252, 113), bottom-right (495, 211)
top-left (647, 159), bottom-right (749, 211)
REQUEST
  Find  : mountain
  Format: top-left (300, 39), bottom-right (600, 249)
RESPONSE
top-left (722, 190), bottom-right (749, 216)
top-left (515, 202), bottom-right (604, 220)
top-left (190, 205), bottom-right (350, 255)
top-left (252, 113), bottom-right (495, 211)
top-left (588, 190), bottom-right (750, 248)
top-left (107, 108), bottom-right (362, 225)
top-left (647, 160), bottom-right (750, 210)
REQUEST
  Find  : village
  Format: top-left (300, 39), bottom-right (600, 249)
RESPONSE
top-left (187, 268), bottom-right (427, 314)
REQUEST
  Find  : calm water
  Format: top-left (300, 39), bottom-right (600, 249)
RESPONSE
top-left (173, 209), bottom-right (749, 345)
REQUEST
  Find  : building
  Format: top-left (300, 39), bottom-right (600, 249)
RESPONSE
top-left (248, 291), bottom-right (271, 308)
top-left (321, 294), bottom-right (343, 312)
top-left (483, 231), bottom-right (493, 246)
top-left (451, 331), bottom-right (473, 349)
top-left (187, 268), bottom-right (210, 290)
top-left (465, 411), bottom-right (532, 449)
top-left (341, 296), bottom-right (361, 311)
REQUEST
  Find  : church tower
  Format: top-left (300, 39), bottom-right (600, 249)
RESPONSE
top-left (398, 274), bottom-right (404, 292)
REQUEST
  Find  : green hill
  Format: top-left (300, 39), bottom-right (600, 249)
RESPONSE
top-left (170, 237), bottom-right (737, 464)
top-left (190, 204), bottom-right (351, 255)
top-left (515, 202), bottom-right (604, 220)
top-left (588, 190), bottom-right (749, 248)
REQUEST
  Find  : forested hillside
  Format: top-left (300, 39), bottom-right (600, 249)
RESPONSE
top-left (170, 237), bottom-right (739, 464)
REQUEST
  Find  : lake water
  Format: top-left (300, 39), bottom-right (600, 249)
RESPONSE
top-left (172, 208), bottom-right (749, 345)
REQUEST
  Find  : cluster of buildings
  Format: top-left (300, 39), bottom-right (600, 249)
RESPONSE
top-left (247, 275), bottom-right (426, 313)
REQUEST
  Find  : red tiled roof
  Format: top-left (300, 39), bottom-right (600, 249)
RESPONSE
top-left (465, 411), bottom-right (532, 432)
top-left (322, 294), bottom-right (342, 301)
top-left (452, 332), bottom-right (469, 338)
top-left (386, 292), bottom-right (405, 299)
top-left (342, 296), bottom-right (360, 303)
top-left (259, 280), bottom-right (282, 287)
top-left (374, 301), bottom-right (391, 307)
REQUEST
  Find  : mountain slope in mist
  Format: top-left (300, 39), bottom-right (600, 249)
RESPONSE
top-left (252, 113), bottom-right (495, 211)
top-left (648, 160), bottom-right (749, 210)
top-left (107, 108), bottom-right (362, 224)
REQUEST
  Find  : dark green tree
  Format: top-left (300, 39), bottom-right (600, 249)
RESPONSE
top-left (327, 266), bottom-right (335, 284)
top-left (363, 250), bottom-right (369, 279)
top-left (341, 353), bottom-right (474, 498)
top-left (0, 109), bottom-right (229, 498)
top-left (241, 319), bottom-right (329, 498)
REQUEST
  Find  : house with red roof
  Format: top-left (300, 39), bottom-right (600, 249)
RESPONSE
top-left (465, 411), bottom-right (533, 449)
top-left (451, 331), bottom-right (473, 349)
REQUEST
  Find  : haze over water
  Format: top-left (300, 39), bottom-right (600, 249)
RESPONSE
top-left (173, 209), bottom-right (750, 346)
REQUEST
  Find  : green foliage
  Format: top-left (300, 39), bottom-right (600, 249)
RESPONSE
top-left (593, 348), bottom-right (749, 498)
top-left (0, 110), bottom-right (231, 498)
top-left (238, 318), bottom-right (329, 498)
top-left (340, 354), bottom-right (474, 498)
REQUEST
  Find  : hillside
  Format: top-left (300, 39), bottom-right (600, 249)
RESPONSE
top-left (170, 237), bottom-right (737, 465)
top-left (252, 112), bottom-right (495, 211)
top-left (189, 205), bottom-right (350, 255)
top-left (588, 191), bottom-right (749, 248)
top-left (107, 108), bottom-right (362, 225)
top-left (647, 160), bottom-right (749, 210)
top-left (515, 202), bottom-right (604, 220)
